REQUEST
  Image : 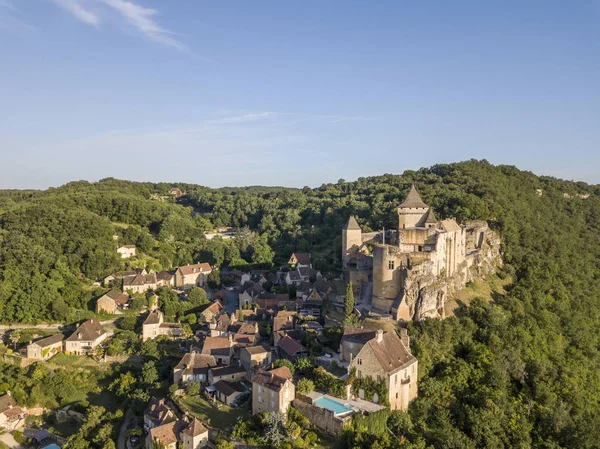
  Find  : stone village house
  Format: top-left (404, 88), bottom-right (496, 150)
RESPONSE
top-left (251, 366), bottom-right (295, 415)
top-left (142, 309), bottom-right (182, 342)
top-left (348, 329), bottom-right (417, 411)
top-left (175, 263), bottom-right (212, 290)
top-left (64, 319), bottom-right (108, 355)
top-left (96, 289), bottom-right (130, 314)
top-left (26, 333), bottom-right (64, 360)
top-left (173, 352), bottom-right (217, 384)
top-left (117, 245), bottom-right (136, 259)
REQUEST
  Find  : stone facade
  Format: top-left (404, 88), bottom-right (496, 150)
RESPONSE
top-left (348, 330), bottom-right (417, 411)
top-left (251, 367), bottom-right (295, 415)
top-left (343, 185), bottom-right (501, 320)
top-left (241, 346), bottom-right (272, 374)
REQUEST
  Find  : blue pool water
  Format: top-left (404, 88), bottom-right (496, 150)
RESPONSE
top-left (314, 396), bottom-right (353, 414)
top-left (42, 445), bottom-right (61, 449)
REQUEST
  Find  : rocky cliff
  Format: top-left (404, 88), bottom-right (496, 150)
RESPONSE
top-left (394, 228), bottom-right (502, 321)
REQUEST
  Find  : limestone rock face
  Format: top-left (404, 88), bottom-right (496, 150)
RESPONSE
top-left (395, 229), bottom-right (502, 321)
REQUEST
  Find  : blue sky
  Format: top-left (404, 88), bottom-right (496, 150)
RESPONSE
top-left (1, 0), bottom-right (599, 189)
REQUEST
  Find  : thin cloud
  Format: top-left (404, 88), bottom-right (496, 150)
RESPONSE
top-left (100, 0), bottom-right (186, 51)
top-left (50, 0), bottom-right (187, 51)
top-left (52, 0), bottom-right (100, 26)
top-left (0, 0), bottom-right (16, 11)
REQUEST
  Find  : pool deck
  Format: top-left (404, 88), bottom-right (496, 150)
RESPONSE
top-left (306, 391), bottom-right (386, 414)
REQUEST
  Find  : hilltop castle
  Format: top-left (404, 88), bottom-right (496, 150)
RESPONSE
top-left (343, 185), bottom-right (500, 321)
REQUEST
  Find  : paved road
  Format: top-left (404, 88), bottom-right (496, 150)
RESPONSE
top-left (116, 407), bottom-right (132, 449)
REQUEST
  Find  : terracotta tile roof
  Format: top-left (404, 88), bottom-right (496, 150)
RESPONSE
top-left (177, 263), bottom-right (212, 276)
top-left (149, 419), bottom-right (187, 446)
top-left (366, 331), bottom-right (415, 373)
top-left (441, 218), bottom-right (461, 233)
top-left (277, 336), bottom-right (306, 356)
top-left (145, 398), bottom-right (176, 428)
top-left (201, 337), bottom-right (233, 357)
top-left (105, 289), bottom-right (129, 305)
top-left (123, 272), bottom-right (157, 287)
top-left (0, 394), bottom-right (17, 414)
top-left (175, 353), bottom-right (217, 376)
top-left (202, 301), bottom-right (223, 316)
top-left (399, 184), bottom-right (428, 209)
top-left (244, 345), bottom-right (270, 355)
top-left (181, 418), bottom-right (208, 437)
top-left (31, 333), bottom-right (64, 348)
top-left (252, 367), bottom-right (292, 392)
top-left (65, 319), bottom-right (106, 342)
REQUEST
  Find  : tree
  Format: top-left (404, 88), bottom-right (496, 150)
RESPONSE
top-left (273, 359), bottom-right (295, 375)
top-left (187, 381), bottom-right (201, 396)
top-left (207, 269), bottom-right (221, 289)
top-left (297, 378), bottom-right (314, 394)
top-left (141, 361), bottom-right (159, 387)
top-left (119, 314), bottom-right (137, 332)
top-left (188, 286), bottom-right (208, 307)
top-left (294, 356), bottom-right (313, 375)
top-left (263, 412), bottom-right (289, 447)
top-left (344, 281), bottom-right (355, 326)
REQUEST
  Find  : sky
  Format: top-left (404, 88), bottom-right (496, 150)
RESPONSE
top-left (0, 0), bottom-right (599, 189)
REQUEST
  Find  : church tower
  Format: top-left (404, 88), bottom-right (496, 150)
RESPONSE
top-left (342, 216), bottom-right (362, 265)
top-left (398, 185), bottom-right (429, 230)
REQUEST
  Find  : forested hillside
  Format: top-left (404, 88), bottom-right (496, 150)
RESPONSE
top-left (1, 160), bottom-right (599, 447)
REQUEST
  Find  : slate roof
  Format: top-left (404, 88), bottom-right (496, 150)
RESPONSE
top-left (417, 208), bottom-right (438, 227)
top-left (289, 252), bottom-right (310, 265)
top-left (399, 185), bottom-right (428, 209)
top-left (345, 216), bottom-right (361, 231)
top-left (213, 380), bottom-right (241, 397)
top-left (252, 367), bottom-right (293, 392)
top-left (123, 272), bottom-right (156, 287)
top-left (156, 271), bottom-right (175, 282)
top-left (145, 398), bottom-right (176, 428)
top-left (31, 333), bottom-right (64, 348)
top-left (210, 365), bottom-right (246, 377)
top-left (341, 327), bottom-right (377, 344)
top-left (65, 319), bottom-right (105, 342)
top-left (143, 309), bottom-right (163, 326)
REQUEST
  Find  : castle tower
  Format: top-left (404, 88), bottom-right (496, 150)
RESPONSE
top-left (342, 216), bottom-right (362, 266)
top-left (398, 185), bottom-right (429, 230)
top-left (372, 245), bottom-right (404, 312)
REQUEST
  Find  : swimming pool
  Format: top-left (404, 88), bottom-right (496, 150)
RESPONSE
top-left (314, 396), bottom-right (353, 415)
top-left (42, 445), bottom-right (61, 449)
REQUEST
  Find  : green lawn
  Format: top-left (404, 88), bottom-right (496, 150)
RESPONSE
top-left (326, 365), bottom-right (347, 378)
top-left (181, 395), bottom-right (250, 431)
top-left (49, 353), bottom-right (110, 371)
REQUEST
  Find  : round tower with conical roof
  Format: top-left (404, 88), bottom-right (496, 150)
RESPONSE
top-left (342, 216), bottom-right (362, 266)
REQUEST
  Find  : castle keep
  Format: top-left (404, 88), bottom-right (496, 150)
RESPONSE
top-left (343, 185), bottom-right (500, 321)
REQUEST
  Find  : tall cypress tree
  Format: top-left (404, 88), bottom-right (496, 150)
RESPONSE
top-left (344, 281), bottom-right (355, 325)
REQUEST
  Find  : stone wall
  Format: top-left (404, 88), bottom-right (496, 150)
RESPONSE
top-left (292, 395), bottom-right (349, 434)
top-left (393, 227), bottom-right (502, 321)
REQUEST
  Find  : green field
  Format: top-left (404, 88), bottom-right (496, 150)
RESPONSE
top-left (181, 395), bottom-right (250, 430)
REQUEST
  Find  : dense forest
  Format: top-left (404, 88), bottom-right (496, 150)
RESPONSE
top-left (1, 159), bottom-right (599, 448)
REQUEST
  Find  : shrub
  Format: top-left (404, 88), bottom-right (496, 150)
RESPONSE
top-left (297, 378), bottom-right (314, 395)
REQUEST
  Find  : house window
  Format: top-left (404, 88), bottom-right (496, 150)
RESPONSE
top-left (357, 370), bottom-right (361, 379)
top-left (396, 392), bottom-right (399, 399)
top-left (395, 374), bottom-right (397, 385)
top-left (357, 358), bottom-right (362, 365)
top-left (258, 386), bottom-right (262, 393)
top-left (258, 396), bottom-right (263, 403)
top-left (388, 260), bottom-right (395, 270)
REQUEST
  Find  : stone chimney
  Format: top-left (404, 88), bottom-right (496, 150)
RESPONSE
top-left (400, 328), bottom-right (410, 350)
top-left (376, 329), bottom-right (384, 343)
